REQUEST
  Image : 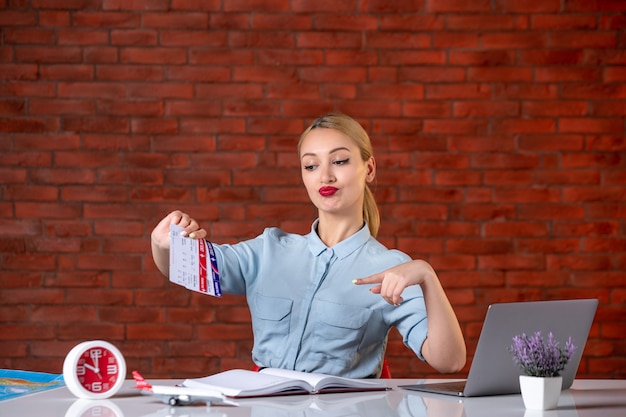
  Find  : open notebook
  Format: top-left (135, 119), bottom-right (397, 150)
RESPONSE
top-left (400, 299), bottom-right (598, 397)
top-left (182, 368), bottom-right (387, 398)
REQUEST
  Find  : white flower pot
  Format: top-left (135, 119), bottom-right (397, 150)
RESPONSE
top-left (519, 375), bottom-right (563, 410)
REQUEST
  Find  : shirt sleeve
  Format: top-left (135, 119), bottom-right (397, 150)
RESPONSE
top-left (208, 233), bottom-right (265, 295)
top-left (365, 245), bottom-right (429, 362)
top-left (376, 255), bottom-right (429, 362)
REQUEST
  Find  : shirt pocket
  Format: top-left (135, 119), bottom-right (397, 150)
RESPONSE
top-left (250, 293), bottom-right (293, 363)
top-left (311, 300), bottom-right (373, 364)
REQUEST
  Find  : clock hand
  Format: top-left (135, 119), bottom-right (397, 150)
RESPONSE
top-left (84, 363), bottom-right (98, 372)
top-left (84, 363), bottom-right (103, 379)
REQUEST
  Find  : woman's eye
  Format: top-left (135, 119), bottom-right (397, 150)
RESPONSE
top-left (303, 164), bottom-right (316, 171)
top-left (333, 158), bottom-right (350, 165)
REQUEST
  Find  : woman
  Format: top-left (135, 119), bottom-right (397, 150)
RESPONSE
top-left (151, 114), bottom-right (466, 377)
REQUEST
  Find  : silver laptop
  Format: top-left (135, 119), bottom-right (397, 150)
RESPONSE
top-left (400, 298), bottom-right (598, 397)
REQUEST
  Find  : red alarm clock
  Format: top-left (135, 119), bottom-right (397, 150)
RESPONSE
top-left (63, 340), bottom-right (126, 399)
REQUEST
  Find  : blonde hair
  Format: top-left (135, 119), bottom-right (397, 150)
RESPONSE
top-left (298, 113), bottom-right (380, 237)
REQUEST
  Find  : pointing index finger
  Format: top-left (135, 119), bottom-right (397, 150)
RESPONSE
top-left (352, 272), bottom-right (383, 285)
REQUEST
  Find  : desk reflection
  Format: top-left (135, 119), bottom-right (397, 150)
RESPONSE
top-left (461, 391), bottom-right (578, 417)
top-left (233, 390), bottom-right (464, 417)
top-left (137, 404), bottom-right (227, 417)
top-left (68, 388), bottom-right (585, 417)
top-left (135, 390), bottom-right (465, 417)
top-left (65, 399), bottom-right (126, 417)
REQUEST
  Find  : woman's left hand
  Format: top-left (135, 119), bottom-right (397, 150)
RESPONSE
top-left (355, 259), bottom-right (467, 373)
top-left (353, 260), bottom-right (435, 306)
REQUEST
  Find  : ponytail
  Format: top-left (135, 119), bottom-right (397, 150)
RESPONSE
top-left (364, 185), bottom-right (379, 238)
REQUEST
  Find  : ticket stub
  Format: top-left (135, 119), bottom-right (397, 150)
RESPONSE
top-left (169, 224), bottom-right (222, 297)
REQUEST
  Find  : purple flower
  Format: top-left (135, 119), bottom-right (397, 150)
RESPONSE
top-left (509, 331), bottom-right (576, 377)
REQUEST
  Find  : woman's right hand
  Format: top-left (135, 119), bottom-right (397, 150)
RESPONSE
top-left (151, 210), bottom-right (208, 250)
top-left (151, 211), bottom-right (208, 277)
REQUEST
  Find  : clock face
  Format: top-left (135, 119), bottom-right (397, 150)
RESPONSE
top-left (75, 346), bottom-right (121, 394)
top-left (63, 340), bottom-right (126, 399)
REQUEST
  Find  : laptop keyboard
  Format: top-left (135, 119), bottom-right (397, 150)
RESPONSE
top-left (400, 380), bottom-right (467, 395)
top-left (421, 381), bottom-right (466, 392)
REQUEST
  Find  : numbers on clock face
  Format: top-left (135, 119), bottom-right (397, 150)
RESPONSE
top-left (76, 347), bottom-right (119, 393)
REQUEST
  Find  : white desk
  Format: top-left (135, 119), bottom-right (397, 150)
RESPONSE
top-left (1, 379), bottom-right (625, 417)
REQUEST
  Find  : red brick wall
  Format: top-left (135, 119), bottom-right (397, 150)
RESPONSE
top-left (1, 1), bottom-right (625, 379)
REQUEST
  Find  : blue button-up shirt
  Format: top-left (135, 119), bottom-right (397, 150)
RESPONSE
top-left (210, 220), bottom-right (428, 378)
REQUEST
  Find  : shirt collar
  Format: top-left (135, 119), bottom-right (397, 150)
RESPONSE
top-left (306, 219), bottom-right (371, 259)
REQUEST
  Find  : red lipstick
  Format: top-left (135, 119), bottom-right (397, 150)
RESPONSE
top-left (319, 186), bottom-right (338, 196)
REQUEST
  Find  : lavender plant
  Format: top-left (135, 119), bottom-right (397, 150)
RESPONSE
top-left (509, 331), bottom-right (576, 377)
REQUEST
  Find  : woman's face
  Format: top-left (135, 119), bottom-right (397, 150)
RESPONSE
top-left (299, 128), bottom-right (375, 216)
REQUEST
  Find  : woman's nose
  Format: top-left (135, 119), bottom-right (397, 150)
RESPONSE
top-left (321, 165), bottom-right (336, 184)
